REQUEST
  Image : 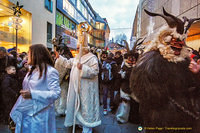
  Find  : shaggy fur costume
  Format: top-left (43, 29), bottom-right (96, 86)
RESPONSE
top-left (130, 8), bottom-right (200, 132)
top-left (130, 26), bottom-right (200, 132)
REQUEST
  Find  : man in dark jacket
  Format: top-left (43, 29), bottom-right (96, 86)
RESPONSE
top-left (100, 52), bottom-right (117, 115)
top-left (0, 47), bottom-right (16, 124)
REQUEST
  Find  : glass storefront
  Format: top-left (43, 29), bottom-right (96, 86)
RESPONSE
top-left (0, 1), bottom-right (31, 52)
top-left (56, 10), bottom-right (76, 31)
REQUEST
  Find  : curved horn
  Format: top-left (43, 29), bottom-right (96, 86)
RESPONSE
top-left (162, 7), bottom-right (184, 34)
top-left (137, 37), bottom-right (146, 46)
top-left (132, 38), bottom-right (143, 52)
top-left (144, 9), bottom-right (177, 28)
top-left (184, 17), bottom-right (200, 34)
top-left (123, 40), bottom-right (130, 52)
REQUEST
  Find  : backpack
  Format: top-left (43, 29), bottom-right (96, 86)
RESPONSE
top-left (101, 61), bottom-right (115, 83)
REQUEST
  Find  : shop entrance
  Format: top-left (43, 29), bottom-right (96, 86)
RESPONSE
top-left (0, 0), bottom-right (31, 52)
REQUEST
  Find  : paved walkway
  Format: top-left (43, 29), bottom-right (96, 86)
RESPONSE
top-left (56, 107), bottom-right (139, 133)
top-left (0, 107), bottom-right (139, 133)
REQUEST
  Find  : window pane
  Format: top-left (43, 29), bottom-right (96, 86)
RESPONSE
top-left (56, 11), bottom-right (63, 26)
top-left (64, 17), bottom-right (69, 29)
top-left (70, 0), bottom-right (76, 5)
top-left (47, 22), bottom-right (52, 43)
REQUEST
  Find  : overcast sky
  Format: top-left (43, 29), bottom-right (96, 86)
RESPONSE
top-left (89, 0), bottom-right (139, 42)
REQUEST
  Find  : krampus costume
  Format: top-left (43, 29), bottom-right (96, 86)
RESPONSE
top-left (53, 36), bottom-right (73, 116)
top-left (130, 8), bottom-right (200, 132)
top-left (116, 39), bottom-right (144, 124)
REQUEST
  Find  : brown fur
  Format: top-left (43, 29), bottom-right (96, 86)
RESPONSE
top-left (130, 50), bottom-right (200, 132)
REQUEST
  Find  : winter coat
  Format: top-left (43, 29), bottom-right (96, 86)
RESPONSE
top-left (1, 74), bottom-right (19, 122)
top-left (0, 55), bottom-right (16, 114)
top-left (100, 58), bottom-right (117, 87)
top-left (10, 65), bottom-right (61, 133)
top-left (113, 56), bottom-right (123, 91)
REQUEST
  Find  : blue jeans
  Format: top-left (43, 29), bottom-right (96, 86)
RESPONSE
top-left (103, 86), bottom-right (114, 109)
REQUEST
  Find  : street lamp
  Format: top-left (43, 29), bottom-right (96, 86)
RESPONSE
top-left (12, 1), bottom-right (23, 55)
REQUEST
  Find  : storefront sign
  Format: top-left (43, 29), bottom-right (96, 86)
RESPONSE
top-left (61, 32), bottom-right (77, 49)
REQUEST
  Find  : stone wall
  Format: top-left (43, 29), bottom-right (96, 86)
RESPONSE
top-left (138, 0), bottom-right (200, 43)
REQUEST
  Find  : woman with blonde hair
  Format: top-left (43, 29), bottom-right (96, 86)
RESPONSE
top-left (10, 44), bottom-right (61, 133)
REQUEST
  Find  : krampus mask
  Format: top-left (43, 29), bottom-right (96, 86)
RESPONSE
top-left (123, 38), bottom-right (145, 67)
top-left (144, 7), bottom-right (200, 63)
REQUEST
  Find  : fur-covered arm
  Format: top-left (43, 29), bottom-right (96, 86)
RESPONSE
top-left (80, 56), bottom-right (99, 79)
top-left (55, 55), bottom-right (74, 69)
top-left (54, 55), bottom-right (71, 83)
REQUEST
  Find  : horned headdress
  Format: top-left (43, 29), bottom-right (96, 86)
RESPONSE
top-left (144, 7), bottom-right (200, 62)
top-left (144, 7), bottom-right (200, 35)
top-left (123, 38), bottom-right (145, 59)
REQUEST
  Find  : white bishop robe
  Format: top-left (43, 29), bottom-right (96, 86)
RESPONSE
top-left (55, 52), bottom-right (101, 128)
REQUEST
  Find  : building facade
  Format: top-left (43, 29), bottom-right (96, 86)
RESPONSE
top-left (56, 0), bottom-right (110, 51)
top-left (0, 0), bottom-right (56, 52)
top-left (131, 0), bottom-right (200, 50)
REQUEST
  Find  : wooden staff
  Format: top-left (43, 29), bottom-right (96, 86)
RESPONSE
top-left (73, 22), bottom-right (90, 133)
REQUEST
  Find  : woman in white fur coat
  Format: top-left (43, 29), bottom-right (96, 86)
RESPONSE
top-left (10, 44), bottom-right (61, 133)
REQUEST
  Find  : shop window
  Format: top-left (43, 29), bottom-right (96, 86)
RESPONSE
top-left (64, 17), bottom-right (70, 29)
top-left (56, 11), bottom-right (63, 26)
top-left (71, 23), bottom-right (76, 30)
top-left (77, 0), bottom-right (81, 11)
top-left (100, 23), bottom-right (105, 30)
top-left (69, 21), bottom-right (72, 30)
top-left (47, 22), bottom-right (52, 43)
top-left (70, 0), bottom-right (76, 5)
top-left (96, 22), bottom-right (100, 29)
top-left (45, 0), bottom-right (53, 13)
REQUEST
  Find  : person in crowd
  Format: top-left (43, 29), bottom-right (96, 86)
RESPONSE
top-left (99, 50), bottom-right (109, 104)
top-left (10, 44), bottom-right (61, 133)
top-left (100, 50), bottom-right (108, 64)
top-left (112, 51), bottom-right (123, 112)
top-left (0, 47), bottom-right (16, 77)
top-left (17, 52), bottom-right (27, 69)
top-left (0, 47), bottom-right (16, 124)
top-left (114, 51), bottom-right (123, 66)
top-left (116, 40), bottom-right (140, 124)
top-left (189, 53), bottom-right (200, 74)
top-left (55, 25), bottom-right (101, 133)
top-left (100, 52), bottom-right (117, 115)
top-left (17, 60), bottom-right (29, 90)
top-left (1, 66), bottom-right (19, 124)
top-left (54, 46), bottom-right (73, 116)
top-left (90, 46), bottom-right (98, 57)
top-left (51, 51), bottom-right (57, 63)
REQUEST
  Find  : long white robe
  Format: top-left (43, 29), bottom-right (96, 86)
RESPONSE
top-left (10, 66), bottom-right (61, 133)
top-left (55, 52), bottom-right (101, 128)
